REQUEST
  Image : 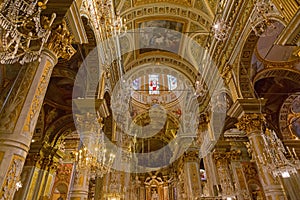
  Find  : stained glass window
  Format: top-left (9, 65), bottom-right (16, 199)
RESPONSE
top-left (149, 74), bottom-right (159, 94)
top-left (132, 78), bottom-right (140, 90)
top-left (167, 75), bottom-right (177, 91)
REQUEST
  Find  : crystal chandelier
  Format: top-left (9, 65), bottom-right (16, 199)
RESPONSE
top-left (74, 132), bottom-right (115, 177)
top-left (86, 0), bottom-right (127, 36)
top-left (250, 0), bottom-right (277, 37)
top-left (257, 129), bottom-right (300, 178)
top-left (0, 0), bottom-right (56, 64)
top-left (91, 133), bottom-right (115, 177)
top-left (212, 17), bottom-right (231, 41)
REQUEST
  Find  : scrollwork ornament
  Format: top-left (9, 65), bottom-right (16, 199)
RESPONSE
top-left (45, 20), bottom-right (76, 60)
top-left (236, 114), bottom-right (266, 134)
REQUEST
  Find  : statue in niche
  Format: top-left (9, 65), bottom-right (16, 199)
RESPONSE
top-left (151, 188), bottom-right (159, 200)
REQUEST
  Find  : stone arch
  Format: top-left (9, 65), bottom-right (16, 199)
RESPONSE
top-left (238, 31), bottom-right (259, 99)
top-left (238, 17), bottom-right (288, 99)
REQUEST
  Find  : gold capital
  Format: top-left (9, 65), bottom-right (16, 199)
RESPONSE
top-left (46, 20), bottom-right (76, 60)
top-left (236, 113), bottom-right (265, 134)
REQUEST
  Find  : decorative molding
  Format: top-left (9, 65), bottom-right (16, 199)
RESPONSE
top-left (236, 114), bottom-right (265, 134)
top-left (45, 20), bottom-right (76, 60)
top-left (227, 98), bottom-right (267, 119)
top-left (122, 4), bottom-right (212, 31)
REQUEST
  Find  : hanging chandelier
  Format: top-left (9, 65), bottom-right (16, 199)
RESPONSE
top-left (86, 0), bottom-right (127, 36)
top-left (74, 144), bottom-right (115, 176)
top-left (257, 129), bottom-right (300, 178)
top-left (74, 131), bottom-right (115, 177)
top-left (0, 0), bottom-right (56, 64)
top-left (212, 17), bottom-right (231, 41)
top-left (250, 0), bottom-right (277, 37)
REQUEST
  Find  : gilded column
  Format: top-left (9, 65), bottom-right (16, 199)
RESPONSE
top-left (182, 150), bottom-right (202, 200)
top-left (0, 20), bottom-right (75, 200)
top-left (213, 150), bottom-right (237, 198)
top-left (236, 114), bottom-right (286, 200)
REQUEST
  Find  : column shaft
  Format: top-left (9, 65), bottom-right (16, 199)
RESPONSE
top-left (236, 114), bottom-right (286, 200)
top-left (0, 50), bottom-right (57, 200)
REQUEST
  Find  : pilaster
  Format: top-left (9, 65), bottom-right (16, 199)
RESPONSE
top-left (182, 149), bottom-right (201, 200)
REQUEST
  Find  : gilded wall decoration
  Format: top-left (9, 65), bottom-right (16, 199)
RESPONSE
top-left (133, 0), bottom-right (192, 7)
top-left (194, 0), bottom-right (214, 17)
top-left (236, 114), bottom-right (266, 134)
top-left (0, 155), bottom-right (23, 200)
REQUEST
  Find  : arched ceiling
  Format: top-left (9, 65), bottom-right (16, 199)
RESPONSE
top-left (114, 0), bottom-right (220, 84)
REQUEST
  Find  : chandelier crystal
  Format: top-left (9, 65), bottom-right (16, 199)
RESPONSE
top-left (212, 17), bottom-right (231, 41)
top-left (86, 0), bottom-right (127, 36)
top-left (257, 129), bottom-right (300, 178)
top-left (74, 131), bottom-right (115, 177)
top-left (0, 0), bottom-right (56, 64)
top-left (250, 0), bottom-right (277, 37)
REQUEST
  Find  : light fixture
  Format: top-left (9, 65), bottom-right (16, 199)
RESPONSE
top-left (256, 129), bottom-right (299, 178)
top-left (74, 128), bottom-right (115, 177)
top-left (212, 17), bottom-right (231, 41)
top-left (15, 181), bottom-right (22, 191)
top-left (281, 171), bottom-right (291, 178)
top-left (250, 0), bottom-right (277, 37)
top-left (0, 0), bottom-right (56, 64)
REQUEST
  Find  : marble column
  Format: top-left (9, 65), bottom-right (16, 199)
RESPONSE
top-left (236, 113), bottom-right (286, 200)
top-left (0, 20), bottom-right (75, 199)
top-left (69, 168), bottom-right (90, 200)
top-left (94, 176), bottom-right (103, 200)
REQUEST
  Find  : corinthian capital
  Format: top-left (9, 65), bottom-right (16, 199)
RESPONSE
top-left (236, 113), bottom-right (266, 134)
top-left (46, 20), bottom-right (76, 60)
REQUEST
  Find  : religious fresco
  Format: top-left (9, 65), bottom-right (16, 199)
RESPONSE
top-left (138, 20), bottom-right (183, 54)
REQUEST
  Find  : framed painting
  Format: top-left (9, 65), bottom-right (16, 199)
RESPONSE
top-left (138, 20), bottom-right (184, 54)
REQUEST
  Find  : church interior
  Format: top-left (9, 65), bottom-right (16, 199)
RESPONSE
top-left (0, 0), bottom-right (300, 199)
